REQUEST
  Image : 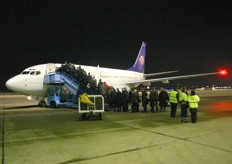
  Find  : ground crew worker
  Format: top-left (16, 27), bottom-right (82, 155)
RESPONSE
top-left (179, 87), bottom-right (188, 122)
top-left (188, 90), bottom-right (200, 123)
top-left (169, 87), bottom-right (179, 117)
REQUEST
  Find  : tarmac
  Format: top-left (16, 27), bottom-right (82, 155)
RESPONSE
top-left (0, 90), bottom-right (232, 164)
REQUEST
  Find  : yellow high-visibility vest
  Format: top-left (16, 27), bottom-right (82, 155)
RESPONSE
top-left (169, 91), bottom-right (178, 103)
top-left (188, 95), bottom-right (200, 108)
top-left (179, 92), bottom-right (188, 102)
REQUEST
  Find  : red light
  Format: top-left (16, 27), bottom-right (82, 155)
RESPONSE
top-left (218, 68), bottom-right (229, 76)
top-left (220, 70), bottom-right (227, 75)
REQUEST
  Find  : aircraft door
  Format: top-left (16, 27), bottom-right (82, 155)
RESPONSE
top-left (46, 63), bottom-right (56, 75)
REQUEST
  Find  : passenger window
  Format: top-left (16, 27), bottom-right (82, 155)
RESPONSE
top-left (36, 71), bottom-right (41, 75)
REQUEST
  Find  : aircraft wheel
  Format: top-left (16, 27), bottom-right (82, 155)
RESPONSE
top-left (99, 113), bottom-right (102, 120)
top-left (81, 113), bottom-right (86, 121)
top-left (50, 101), bottom-right (57, 108)
top-left (38, 100), bottom-right (46, 107)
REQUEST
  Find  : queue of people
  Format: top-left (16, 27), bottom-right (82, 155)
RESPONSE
top-left (106, 86), bottom-right (200, 124)
top-left (106, 87), bottom-right (169, 114)
top-left (56, 63), bottom-right (200, 123)
top-left (57, 62), bottom-right (100, 94)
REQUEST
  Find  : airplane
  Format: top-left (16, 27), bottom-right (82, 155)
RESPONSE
top-left (5, 42), bottom-right (227, 106)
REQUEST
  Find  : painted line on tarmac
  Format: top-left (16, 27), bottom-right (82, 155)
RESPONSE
top-left (59, 120), bottom-right (232, 164)
top-left (112, 121), bottom-right (232, 154)
top-left (59, 140), bottom-right (176, 164)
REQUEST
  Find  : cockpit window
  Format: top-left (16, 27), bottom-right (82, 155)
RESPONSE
top-left (36, 71), bottom-right (41, 75)
top-left (30, 71), bottom-right (35, 75)
top-left (21, 70), bottom-right (41, 75)
top-left (21, 71), bottom-right (30, 74)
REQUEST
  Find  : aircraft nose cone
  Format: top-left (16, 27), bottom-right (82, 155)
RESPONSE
top-left (6, 76), bottom-right (21, 91)
top-left (6, 78), bottom-right (14, 90)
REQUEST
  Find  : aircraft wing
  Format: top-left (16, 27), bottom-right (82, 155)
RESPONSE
top-left (127, 72), bottom-right (219, 87)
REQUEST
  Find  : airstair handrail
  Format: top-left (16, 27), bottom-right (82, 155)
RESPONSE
top-left (59, 72), bottom-right (94, 95)
top-left (44, 71), bottom-right (94, 96)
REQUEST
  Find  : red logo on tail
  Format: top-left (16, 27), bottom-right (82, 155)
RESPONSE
top-left (139, 56), bottom-right (144, 65)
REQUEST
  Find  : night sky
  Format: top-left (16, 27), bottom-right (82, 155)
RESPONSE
top-left (1, 0), bottom-right (232, 91)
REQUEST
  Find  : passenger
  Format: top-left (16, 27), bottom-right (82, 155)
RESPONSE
top-left (115, 88), bottom-right (122, 112)
top-left (128, 89), bottom-right (133, 112)
top-left (89, 77), bottom-right (98, 93)
top-left (188, 90), bottom-right (200, 123)
top-left (158, 87), bottom-right (169, 112)
top-left (131, 89), bottom-right (139, 112)
top-left (122, 88), bottom-right (129, 112)
top-left (103, 82), bottom-right (109, 93)
top-left (64, 62), bottom-right (70, 74)
top-left (87, 72), bottom-right (91, 80)
top-left (108, 87), bottom-right (116, 109)
top-left (169, 87), bottom-right (179, 117)
top-left (73, 67), bottom-right (78, 79)
top-left (149, 87), bottom-right (159, 113)
top-left (141, 88), bottom-right (148, 112)
top-left (76, 66), bottom-right (83, 83)
top-left (70, 64), bottom-right (75, 76)
top-left (87, 83), bottom-right (90, 89)
top-left (57, 64), bottom-right (64, 72)
top-left (80, 68), bottom-right (88, 86)
top-left (179, 87), bottom-right (188, 122)
top-left (99, 83), bottom-right (107, 94)
top-left (99, 83), bottom-right (107, 103)
top-left (84, 72), bottom-right (96, 90)
top-left (97, 79), bottom-right (103, 93)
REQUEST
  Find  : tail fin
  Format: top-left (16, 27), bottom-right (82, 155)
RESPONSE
top-left (127, 42), bottom-right (146, 73)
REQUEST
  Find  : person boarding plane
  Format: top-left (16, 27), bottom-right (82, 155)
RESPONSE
top-left (6, 42), bottom-right (227, 106)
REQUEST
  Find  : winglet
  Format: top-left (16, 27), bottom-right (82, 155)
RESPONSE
top-left (127, 42), bottom-right (146, 73)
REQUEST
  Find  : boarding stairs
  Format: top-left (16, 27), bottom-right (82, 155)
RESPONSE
top-left (44, 72), bottom-right (93, 96)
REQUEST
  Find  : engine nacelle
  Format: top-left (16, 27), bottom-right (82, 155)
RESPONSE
top-left (161, 80), bottom-right (169, 84)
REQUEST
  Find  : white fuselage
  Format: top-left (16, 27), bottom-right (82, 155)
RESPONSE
top-left (6, 63), bottom-right (144, 98)
top-left (72, 64), bottom-right (144, 87)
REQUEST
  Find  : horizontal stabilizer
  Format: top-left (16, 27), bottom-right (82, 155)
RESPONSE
top-left (144, 70), bottom-right (178, 77)
top-left (127, 72), bottom-right (219, 87)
